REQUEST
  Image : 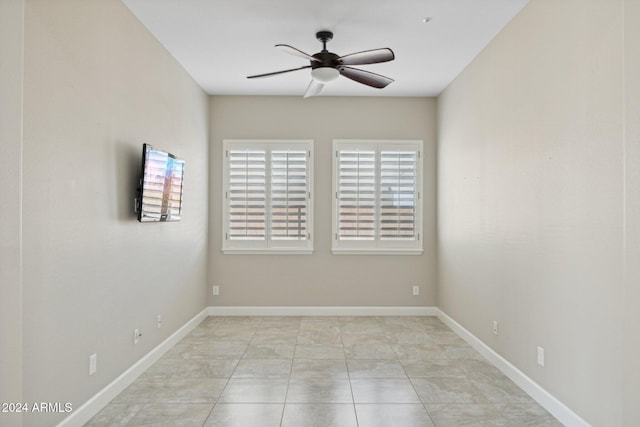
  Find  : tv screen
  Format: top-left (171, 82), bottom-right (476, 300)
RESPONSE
top-left (136, 143), bottom-right (184, 222)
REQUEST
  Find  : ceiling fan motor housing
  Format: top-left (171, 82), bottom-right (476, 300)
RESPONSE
top-left (311, 51), bottom-right (340, 68)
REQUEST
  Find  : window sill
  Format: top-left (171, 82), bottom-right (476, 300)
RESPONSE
top-left (222, 248), bottom-right (314, 255)
top-left (331, 248), bottom-right (423, 255)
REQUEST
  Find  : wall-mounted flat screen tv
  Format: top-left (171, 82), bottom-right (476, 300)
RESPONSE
top-left (136, 143), bottom-right (184, 222)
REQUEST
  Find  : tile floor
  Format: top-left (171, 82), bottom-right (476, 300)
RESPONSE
top-left (86, 316), bottom-right (562, 426)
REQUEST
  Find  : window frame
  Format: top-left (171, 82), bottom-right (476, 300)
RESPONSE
top-left (222, 139), bottom-right (314, 254)
top-left (332, 139), bottom-right (423, 255)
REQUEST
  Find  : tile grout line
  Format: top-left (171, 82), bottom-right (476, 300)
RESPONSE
top-left (201, 317), bottom-right (255, 426)
top-left (279, 322), bottom-right (299, 427)
top-left (392, 317), bottom-right (439, 427)
top-left (341, 320), bottom-right (360, 427)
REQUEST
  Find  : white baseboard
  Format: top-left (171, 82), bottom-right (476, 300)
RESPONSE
top-left (57, 307), bottom-right (209, 427)
top-left (436, 309), bottom-right (590, 427)
top-left (207, 306), bottom-right (438, 316)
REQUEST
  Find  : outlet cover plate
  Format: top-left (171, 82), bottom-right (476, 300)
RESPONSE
top-left (537, 346), bottom-right (545, 366)
top-left (89, 354), bottom-right (97, 375)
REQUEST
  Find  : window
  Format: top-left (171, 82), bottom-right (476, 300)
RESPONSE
top-left (332, 140), bottom-right (423, 254)
top-left (222, 140), bottom-right (313, 254)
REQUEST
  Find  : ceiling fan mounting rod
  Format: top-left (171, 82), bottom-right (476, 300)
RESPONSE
top-left (316, 30), bottom-right (333, 51)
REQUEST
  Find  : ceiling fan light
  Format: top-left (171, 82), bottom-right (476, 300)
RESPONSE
top-left (311, 67), bottom-right (339, 83)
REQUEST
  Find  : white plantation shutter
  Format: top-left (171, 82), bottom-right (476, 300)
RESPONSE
top-left (333, 140), bottom-right (423, 254)
top-left (223, 140), bottom-right (313, 253)
top-left (227, 150), bottom-right (266, 240)
top-left (379, 150), bottom-right (417, 240)
top-left (271, 150), bottom-right (309, 240)
top-left (337, 150), bottom-right (376, 240)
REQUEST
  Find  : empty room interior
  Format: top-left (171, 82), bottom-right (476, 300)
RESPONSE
top-left (1, 0), bottom-right (639, 426)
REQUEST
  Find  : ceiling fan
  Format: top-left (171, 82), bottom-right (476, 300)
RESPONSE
top-left (247, 31), bottom-right (395, 98)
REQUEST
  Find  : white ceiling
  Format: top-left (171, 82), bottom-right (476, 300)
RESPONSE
top-left (122, 0), bottom-right (528, 97)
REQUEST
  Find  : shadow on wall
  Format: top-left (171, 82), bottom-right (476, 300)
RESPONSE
top-left (114, 141), bottom-right (142, 222)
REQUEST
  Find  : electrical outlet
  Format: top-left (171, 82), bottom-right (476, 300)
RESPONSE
top-left (537, 346), bottom-right (545, 367)
top-left (89, 354), bottom-right (97, 375)
top-left (412, 285), bottom-right (420, 296)
top-left (134, 329), bottom-right (142, 345)
top-left (157, 315), bottom-right (162, 329)
top-left (212, 285), bottom-right (220, 296)
top-left (493, 320), bottom-right (498, 335)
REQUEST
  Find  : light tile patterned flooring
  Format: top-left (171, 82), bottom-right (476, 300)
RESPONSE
top-left (86, 316), bottom-right (562, 426)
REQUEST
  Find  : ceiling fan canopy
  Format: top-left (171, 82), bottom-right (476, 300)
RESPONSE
top-left (247, 31), bottom-right (395, 98)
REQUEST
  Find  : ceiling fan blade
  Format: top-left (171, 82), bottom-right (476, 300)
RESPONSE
top-left (337, 48), bottom-right (395, 65)
top-left (303, 80), bottom-right (324, 98)
top-left (275, 44), bottom-right (321, 62)
top-left (339, 66), bottom-right (394, 89)
top-left (247, 65), bottom-right (311, 79)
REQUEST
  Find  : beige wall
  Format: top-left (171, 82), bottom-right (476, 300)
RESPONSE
top-left (20, 0), bottom-right (209, 426)
top-left (0, 1), bottom-right (24, 426)
top-left (623, 0), bottom-right (640, 425)
top-left (209, 96), bottom-right (437, 307)
top-left (438, 0), bottom-right (626, 425)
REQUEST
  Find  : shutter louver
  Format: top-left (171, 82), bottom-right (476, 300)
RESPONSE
top-left (338, 150), bottom-right (376, 240)
top-left (228, 150), bottom-right (266, 240)
top-left (271, 150), bottom-right (308, 240)
top-left (380, 150), bottom-right (417, 240)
